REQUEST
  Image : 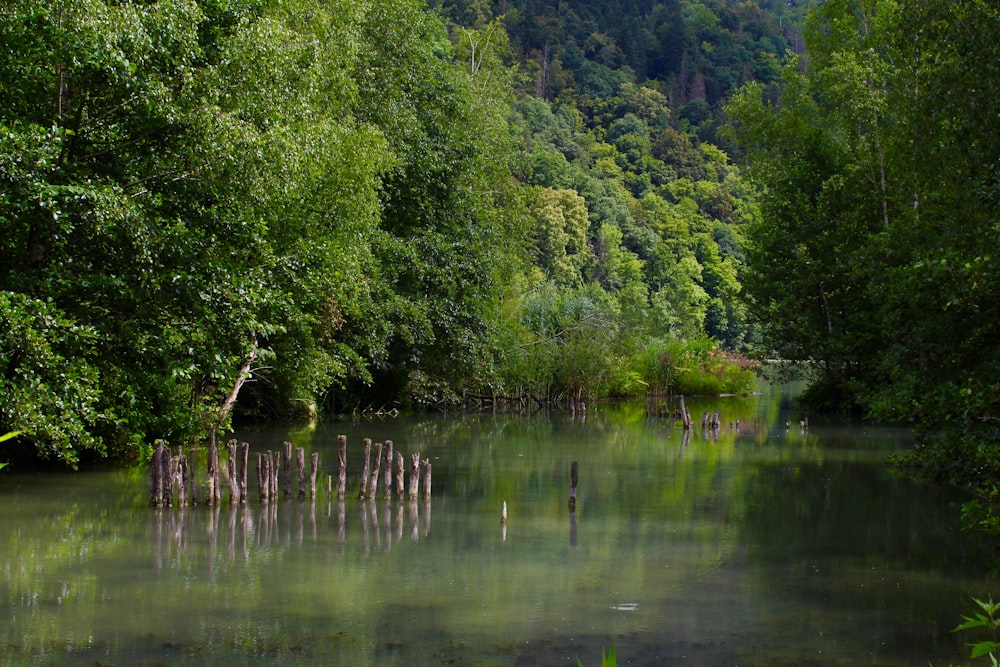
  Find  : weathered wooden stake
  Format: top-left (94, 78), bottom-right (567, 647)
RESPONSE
top-left (176, 450), bottom-right (188, 507)
top-left (383, 440), bottom-right (394, 500)
top-left (679, 395), bottom-right (691, 430)
top-left (228, 439), bottom-right (241, 505)
top-left (162, 446), bottom-right (174, 508)
top-left (367, 443), bottom-right (383, 499)
top-left (283, 441), bottom-right (293, 499)
top-left (150, 439), bottom-right (165, 507)
top-left (309, 452), bottom-right (319, 499)
top-left (296, 447), bottom-right (306, 499)
top-left (568, 460), bottom-right (578, 513)
top-left (269, 450), bottom-right (279, 499)
top-left (207, 426), bottom-right (220, 506)
top-left (422, 459), bottom-right (432, 500)
top-left (337, 435), bottom-right (347, 499)
top-left (395, 451), bottom-right (405, 497)
top-left (257, 452), bottom-right (270, 502)
top-left (188, 447), bottom-right (197, 505)
top-left (358, 438), bottom-right (371, 500)
top-left (239, 442), bottom-right (249, 504)
top-left (408, 452), bottom-right (421, 500)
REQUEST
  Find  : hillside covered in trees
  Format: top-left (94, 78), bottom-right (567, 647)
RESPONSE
top-left (2, 0), bottom-right (791, 465)
top-left (5, 0), bottom-right (999, 535)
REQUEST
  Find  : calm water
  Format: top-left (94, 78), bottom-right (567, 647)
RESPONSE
top-left (0, 382), bottom-right (994, 666)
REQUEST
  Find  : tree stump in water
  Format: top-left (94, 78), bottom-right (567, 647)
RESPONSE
top-left (309, 452), bottom-right (319, 499)
top-left (358, 438), bottom-right (371, 500)
top-left (227, 439), bottom-right (241, 506)
top-left (283, 441), bottom-right (293, 499)
top-left (337, 435), bottom-right (347, 500)
top-left (395, 452), bottom-right (405, 497)
top-left (408, 452), bottom-right (421, 500)
top-left (296, 447), bottom-right (306, 499)
top-left (368, 443), bottom-right (383, 500)
top-left (383, 441), bottom-right (394, 500)
top-left (150, 439), bottom-right (165, 507)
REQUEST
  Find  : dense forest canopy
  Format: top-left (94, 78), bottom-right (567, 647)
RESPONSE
top-left (3, 0), bottom-right (999, 536)
top-left (727, 0), bottom-right (1000, 529)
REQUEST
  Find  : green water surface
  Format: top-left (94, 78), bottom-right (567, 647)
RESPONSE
top-left (0, 382), bottom-right (992, 666)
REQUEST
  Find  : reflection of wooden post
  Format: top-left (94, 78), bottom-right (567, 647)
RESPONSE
top-left (395, 452), bottom-right (405, 497)
top-left (283, 442), bottom-right (293, 499)
top-left (151, 439), bottom-right (165, 507)
top-left (337, 435), bottom-right (347, 499)
top-left (310, 452), bottom-right (319, 499)
top-left (408, 452), bottom-right (421, 500)
top-left (296, 447), bottom-right (306, 499)
top-left (227, 439), bottom-right (240, 505)
top-left (359, 438), bottom-right (371, 500)
top-left (368, 443), bottom-right (383, 499)
top-left (568, 460), bottom-right (578, 512)
top-left (422, 460), bottom-right (432, 500)
top-left (383, 441), bottom-right (394, 500)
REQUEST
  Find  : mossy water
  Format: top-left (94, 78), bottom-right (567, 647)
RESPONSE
top-left (0, 382), bottom-right (992, 666)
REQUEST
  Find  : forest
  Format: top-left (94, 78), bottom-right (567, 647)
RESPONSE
top-left (1, 0), bottom-right (998, 528)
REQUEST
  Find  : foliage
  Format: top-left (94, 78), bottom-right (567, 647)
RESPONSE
top-left (0, 430), bottom-right (21, 471)
top-left (728, 0), bottom-right (1000, 522)
top-left (578, 644), bottom-right (617, 667)
top-left (953, 597), bottom-right (1000, 663)
top-left (2, 0), bottom-right (785, 463)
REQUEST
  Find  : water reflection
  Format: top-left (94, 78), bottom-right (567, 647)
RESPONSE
top-left (148, 498), bottom-right (435, 569)
top-left (1, 383), bottom-right (996, 667)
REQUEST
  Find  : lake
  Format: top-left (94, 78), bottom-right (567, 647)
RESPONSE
top-left (0, 380), bottom-right (994, 666)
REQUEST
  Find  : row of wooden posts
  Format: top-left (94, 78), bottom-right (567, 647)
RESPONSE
top-left (150, 435), bottom-right (432, 508)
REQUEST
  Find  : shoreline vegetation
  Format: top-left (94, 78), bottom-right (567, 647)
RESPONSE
top-left (2, 0), bottom-right (998, 538)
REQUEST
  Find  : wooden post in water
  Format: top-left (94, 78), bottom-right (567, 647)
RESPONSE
top-left (207, 427), bottom-right (220, 506)
top-left (383, 440), bottom-right (394, 500)
top-left (296, 447), bottom-right (306, 499)
top-left (337, 435), bottom-right (347, 499)
top-left (150, 439), bottom-right (165, 507)
top-left (358, 438), bottom-right (371, 500)
top-left (422, 459), bottom-right (432, 500)
top-left (176, 449), bottom-right (188, 507)
top-left (188, 447), bottom-right (197, 505)
top-left (408, 452), bottom-right (421, 500)
top-left (310, 452), bottom-right (319, 499)
top-left (227, 439), bottom-right (241, 505)
top-left (239, 442), bottom-right (249, 504)
top-left (283, 442), bottom-right (293, 499)
top-left (395, 452), bottom-right (405, 497)
top-left (679, 395), bottom-right (692, 430)
top-left (162, 446), bottom-right (174, 508)
top-left (568, 460), bottom-right (578, 513)
top-left (257, 453), bottom-right (270, 502)
top-left (367, 443), bottom-right (383, 499)
top-left (269, 450), bottom-right (279, 499)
